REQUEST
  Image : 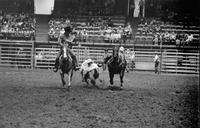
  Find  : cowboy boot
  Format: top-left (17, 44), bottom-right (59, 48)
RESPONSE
top-left (53, 58), bottom-right (59, 72)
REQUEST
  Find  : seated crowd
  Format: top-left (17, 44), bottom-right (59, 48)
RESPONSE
top-left (48, 15), bottom-right (132, 44)
top-left (136, 17), bottom-right (200, 47)
top-left (0, 12), bottom-right (35, 40)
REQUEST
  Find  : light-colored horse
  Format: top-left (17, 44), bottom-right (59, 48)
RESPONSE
top-left (59, 45), bottom-right (75, 89)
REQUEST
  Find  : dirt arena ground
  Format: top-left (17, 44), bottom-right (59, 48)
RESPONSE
top-left (0, 68), bottom-right (199, 128)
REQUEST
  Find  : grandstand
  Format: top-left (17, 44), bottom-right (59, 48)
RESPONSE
top-left (0, 0), bottom-right (199, 75)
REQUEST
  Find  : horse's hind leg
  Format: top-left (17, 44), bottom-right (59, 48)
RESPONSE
top-left (60, 72), bottom-right (66, 86)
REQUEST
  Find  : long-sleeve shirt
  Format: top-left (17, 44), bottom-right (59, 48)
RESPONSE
top-left (154, 55), bottom-right (159, 62)
top-left (58, 33), bottom-right (75, 47)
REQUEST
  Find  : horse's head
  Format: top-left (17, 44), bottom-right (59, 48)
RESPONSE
top-left (62, 43), bottom-right (69, 59)
top-left (59, 43), bottom-right (74, 75)
top-left (112, 46), bottom-right (119, 59)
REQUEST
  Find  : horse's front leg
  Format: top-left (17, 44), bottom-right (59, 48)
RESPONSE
top-left (120, 70), bottom-right (125, 87)
top-left (81, 70), bottom-right (84, 82)
top-left (109, 72), bottom-right (114, 86)
top-left (60, 72), bottom-right (66, 86)
top-left (68, 70), bottom-right (73, 88)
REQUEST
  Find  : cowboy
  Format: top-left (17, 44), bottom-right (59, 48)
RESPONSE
top-left (53, 26), bottom-right (79, 72)
top-left (154, 53), bottom-right (160, 74)
top-left (118, 46), bottom-right (126, 65)
top-left (128, 48), bottom-right (135, 70)
top-left (103, 49), bottom-right (109, 70)
top-left (80, 59), bottom-right (99, 81)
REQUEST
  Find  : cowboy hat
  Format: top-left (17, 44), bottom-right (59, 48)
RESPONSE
top-left (64, 26), bottom-right (72, 33)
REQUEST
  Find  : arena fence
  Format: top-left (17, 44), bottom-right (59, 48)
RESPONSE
top-left (0, 41), bottom-right (199, 75)
top-left (0, 41), bottom-right (34, 68)
top-left (34, 46), bottom-right (105, 68)
top-left (73, 46), bottom-right (105, 65)
top-left (133, 51), bottom-right (156, 71)
top-left (161, 50), bottom-right (199, 74)
top-left (35, 47), bottom-right (59, 68)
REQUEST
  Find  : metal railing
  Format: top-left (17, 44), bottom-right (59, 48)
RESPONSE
top-left (0, 41), bottom-right (199, 75)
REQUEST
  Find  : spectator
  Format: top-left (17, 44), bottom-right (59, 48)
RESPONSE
top-left (182, 33), bottom-right (188, 47)
top-left (60, 27), bottom-right (65, 35)
top-left (153, 33), bottom-right (159, 45)
top-left (124, 23), bottom-right (132, 35)
top-left (163, 31), bottom-right (170, 43)
top-left (139, 0), bottom-right (145, 17)
top-left (129, 0), bottom-right (135, 17)
top-left (177, 57), bottom-right (183, 66)
top-left (185, 33), bottom-right (193, 46)
top-left (81, 29), bottom-right (88, 42)
top-left (170, 32), bottom-right (176, 45)
top-left (130, 48), bottom-right (136, 71)
top-left (155, 24), bottom-right (161, 32)
top-left (153, 53), bottom-right (160, 74)
top-left (119, 46), bottom-right (126, 64)
top-left (103, 49), bottom-right (109, 71)
top-left (0, 13), bottom-right (35, 40)
top-left (175, 38), bottom-right (181, 47)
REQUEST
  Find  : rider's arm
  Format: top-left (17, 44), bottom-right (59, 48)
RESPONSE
top-left (58, 35), bottom-right (63, 46)
top-left (65, 35), bottom-right (75, 44)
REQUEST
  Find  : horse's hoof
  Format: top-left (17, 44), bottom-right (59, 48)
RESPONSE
top-left (66, 86), bottom-right (70, 90)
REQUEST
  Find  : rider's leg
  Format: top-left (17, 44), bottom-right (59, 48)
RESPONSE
top-left (53, 49), bottom-right (62, 72)
top-left (105, 55), bottom-right (112, 64)
top-left (124, 59), bottom-right (129, 72)
top-left (69, 49), bottom-right (79, 70)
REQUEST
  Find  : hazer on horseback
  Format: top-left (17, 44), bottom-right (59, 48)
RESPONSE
top-left (53, 26), bottom-right (79, 72)
top-left (118, 46), bottom-right (126, 65)
top-left (104, 46), bottom-right (126, 87)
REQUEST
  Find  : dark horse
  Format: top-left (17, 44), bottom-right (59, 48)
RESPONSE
top-left (59, 44), bottom-right (75, 88)
top-left (104, 46), bottom-right (126, 87)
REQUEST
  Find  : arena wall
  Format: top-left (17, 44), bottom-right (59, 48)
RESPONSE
top-left (0, 41), bottom-right (199, 75)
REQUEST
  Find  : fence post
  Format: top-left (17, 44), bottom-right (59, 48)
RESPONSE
top-left (159, 40), bottom-right (162, 74)
top-left (160, 50), bottom-right (163, 74)
top-left (31, 41), bottom-right (34, 69)
top-left (77, 46), bottom-right (80, 66)
top-left (176, 51), bottom-right (177, 74)
top-left (0, 46), bottom-right (1, 64)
